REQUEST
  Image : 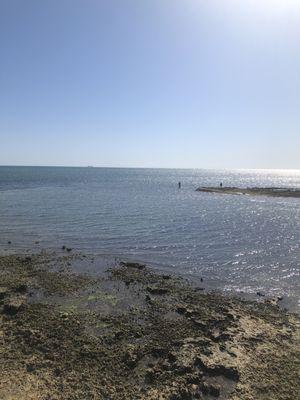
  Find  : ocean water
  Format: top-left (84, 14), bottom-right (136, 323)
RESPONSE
top-left (0, 166), bottom-right (299, 309)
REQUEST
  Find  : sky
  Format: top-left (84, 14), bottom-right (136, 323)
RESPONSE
top-left (0, 0), bottom-right (299, 169)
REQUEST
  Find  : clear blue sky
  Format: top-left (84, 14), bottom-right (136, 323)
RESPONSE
top-left (1, 0), bottom-right (299, 169)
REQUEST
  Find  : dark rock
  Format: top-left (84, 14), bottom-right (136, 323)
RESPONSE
top-left (195, 357), bottom-right (239, 381)
top-left (0, 287), bottom-right (9, 300)
top-left (66, 248), bottom-right (72, 252)
top-left (144, 369), bottom-right (156, 384)
top-left (145, 294), bottom-right (154, 304)
top-left (15, 284), bottom-right (28, 294)
top-left (176, 305), bottom-right (194, 316)
top-left (192, 319), bottom-right (207, 330)
top-left (3, 296), bottom-right (25, 315)
top-left (54, 368), bottom-right (62, 376)
top-left (146, 286), bottom-right (168, 295)
top-left (26, 363), bottom-right (36, 373)
top-left (200, 382), bottom-right (220, 397)
top-left (151, 347), bottom-right (167, 357)
top-left (168, 352), bottom-right (177, 363)
top-left (257, 292), bottom-right (265, 297)
top-left (123, 348), bottom-right (138, 369)
top-left (7, 241), bottom-right (11, 244)
top-left (162, 274), bottom-right (171, 280)
top-left (120, 261), bottom-right (145, 270)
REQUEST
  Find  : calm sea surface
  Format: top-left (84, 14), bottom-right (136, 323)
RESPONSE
top-left (0, 166), bottom-right (299, 309)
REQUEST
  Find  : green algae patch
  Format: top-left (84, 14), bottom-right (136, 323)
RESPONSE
top-left (88, 291), bottom-right (118, 306)
top-left (95, 321), bottom-right (110, 329)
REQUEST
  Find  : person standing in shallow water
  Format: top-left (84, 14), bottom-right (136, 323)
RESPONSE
top-left (178, 182), bottom-right (181, 189)
top-left (220, 182), bottom-right (223, 188)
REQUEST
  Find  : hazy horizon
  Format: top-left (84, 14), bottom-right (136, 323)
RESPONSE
top-left (1, 165), bottom-right (300, 173)
top-left (1, 1), bottom-right (299, 169)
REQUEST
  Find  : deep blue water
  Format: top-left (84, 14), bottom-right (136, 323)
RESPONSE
top-left (0, 166), bottom-right (299, 309)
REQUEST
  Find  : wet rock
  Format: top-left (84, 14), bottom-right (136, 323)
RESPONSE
top-left (3, 296), bottom-right (25, 315)
top-left (200, 382), bottom-right (220, 397)
top-left (20, 256), bottom-right (32, 263)
top-left (145, 368), bottom-right (156, 384)
top-left (146, 286), bottom-right (168, 295)
top-left (257, 292), bottom-right (265, 297)
top-left (174, 337), bottom-right (211, 347)
top-left (192, 319), bottom-right (207, 330)
top-left (0, 286), bottom-right (9, 300)
top-left (265, 298), bottom-right (280, 306)
top-left (123, 346), bottom-right (138, 369)
top-left (162, 274), bottom-right (171, 280)
top-left (7, 241), bottom-right (11, 244)
top-left (176, 305), bottom-right (194, 316)
top-left (66, 248), bottom-right (72, 252)
top-left (151, 347), bottom-right (167, 357)
top-left (120, 261), bottom-right (145, 270)
top-left (145, 294), bottom-right (154, 304)
top-left (195, 356), bottom-right (239, 381)
top-left (170, 388), bottom-right (194, 399)
top-left (15, 284), bottom-right (28, 294)
top-left (168, 351), bottom-right (177, 363)
top-left (26, 363), bottom-right (36, 373)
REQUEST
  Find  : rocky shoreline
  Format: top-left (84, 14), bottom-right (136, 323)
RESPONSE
top-left (196, 187), bottom-right (300, 198)
top-left (0, 252), bottom-right (299, 399)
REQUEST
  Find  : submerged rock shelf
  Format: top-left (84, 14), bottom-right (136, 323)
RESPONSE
top-left (196, 186), bottom-right (300, 198)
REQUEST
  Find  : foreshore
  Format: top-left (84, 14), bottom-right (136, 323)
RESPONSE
top-left (0, 251), bottom-right (299, 399)
top-left (196, 187), bottom-right (300, 198)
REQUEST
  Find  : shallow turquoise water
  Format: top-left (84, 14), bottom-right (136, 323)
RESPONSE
top-left (0, 166), bottom-right (299, 309)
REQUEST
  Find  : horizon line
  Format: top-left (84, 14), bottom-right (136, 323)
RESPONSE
top-left (0, 164), bottom-right (299, 172)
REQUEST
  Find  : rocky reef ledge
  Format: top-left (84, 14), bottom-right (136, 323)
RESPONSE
top-left (196, 187), bottom-right (300, 198)
top-left (0, 252), bottom-right (299, 399)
